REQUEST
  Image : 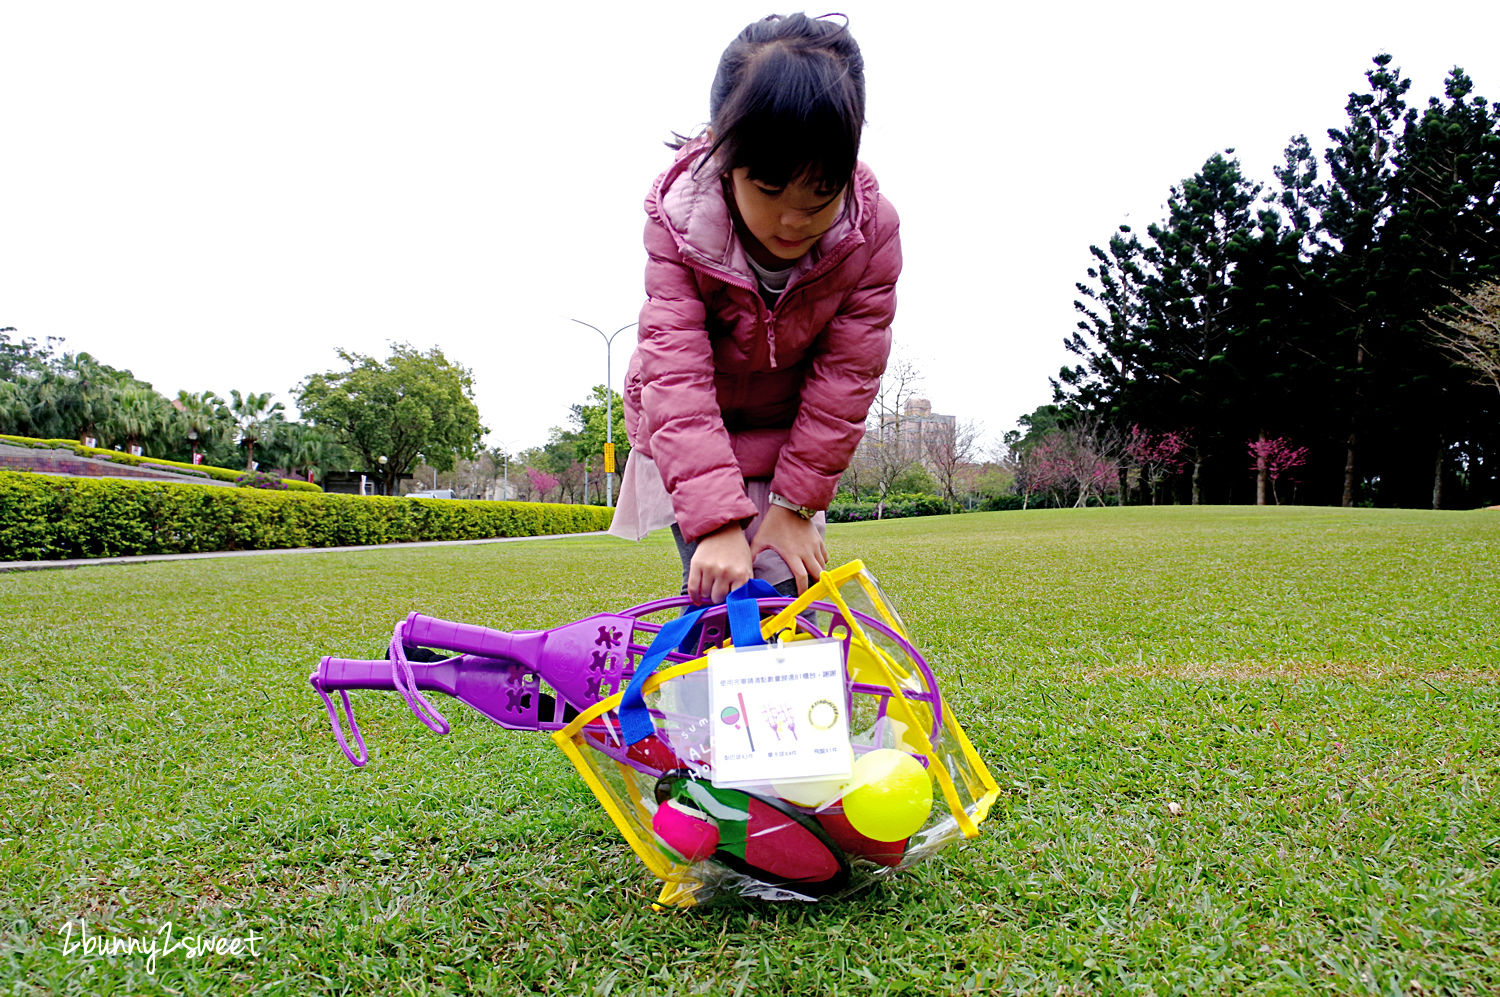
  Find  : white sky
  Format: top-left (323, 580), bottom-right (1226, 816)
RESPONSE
top-left (5, 1), bottom-right (1499, 456)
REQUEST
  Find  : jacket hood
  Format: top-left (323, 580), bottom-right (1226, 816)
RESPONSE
top-left (644, 137), bottom-right (875, 284)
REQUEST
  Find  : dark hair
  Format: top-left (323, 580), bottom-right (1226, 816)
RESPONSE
top-left (694, 13), bottom-right (865, 192)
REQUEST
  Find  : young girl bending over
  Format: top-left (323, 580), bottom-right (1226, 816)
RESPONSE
top-left (611, 12), bottom-right (900, 605)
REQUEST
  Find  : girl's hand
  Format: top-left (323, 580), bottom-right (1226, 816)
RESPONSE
top-left (688, 523), bottom-right (753, 604)
top-left (750, 505), bottom-right (828, 596)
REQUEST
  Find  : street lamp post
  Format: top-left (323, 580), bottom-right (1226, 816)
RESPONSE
top-left (570, 318), bottom-right (636, 508)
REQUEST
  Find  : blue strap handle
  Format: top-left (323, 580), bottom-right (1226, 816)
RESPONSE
top-left (725, 578), bottom-right (780, 651)
top-left (619, 579), bottom-right (780, 745)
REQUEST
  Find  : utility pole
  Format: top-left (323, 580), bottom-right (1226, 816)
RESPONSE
top-left (569, 319), bottom-right (636, 507)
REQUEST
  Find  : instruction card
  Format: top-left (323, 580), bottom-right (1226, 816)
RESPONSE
top-left (707, 637), bottom-right (852, 789)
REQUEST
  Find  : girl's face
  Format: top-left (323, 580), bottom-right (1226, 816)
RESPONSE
top-left (727, 168), bottom-right (845, 268)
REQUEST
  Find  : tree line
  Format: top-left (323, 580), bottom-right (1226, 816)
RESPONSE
top-left (1042, 54), bottom-right (1499, 509)
top-left (0, 319), bottom-right (659, 504)
top-left (0, 335), bottom-right (485, 495)
top-left (0, 324), bottom-right (1030, 512)
top-left (19, 54), bottom-right (1495, 513)
top-left (0, 326), bottom-right (642, 504)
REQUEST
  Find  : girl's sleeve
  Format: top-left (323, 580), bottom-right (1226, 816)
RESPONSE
top-left (635, 217), bottom-right (759, 543)
top-left (772, 196), bottom-right (902, 512)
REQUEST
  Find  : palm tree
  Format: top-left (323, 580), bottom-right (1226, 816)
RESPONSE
top-left (286, 425), bottom-right (338, 482)
top-left (40, 353), bottom-right (122, 444)
top-left (229, 390), bottom-right (285, 471)
top-left (138, 391), bottom-right (181, 457)
top-left (106, 387), bottom-right (167, 454)
top-left (0, 380), bottom-right (31, 436)
top-left (102, 390), bottom-right (140, 452)
top-left (175, 390), bottom-right (230, 463)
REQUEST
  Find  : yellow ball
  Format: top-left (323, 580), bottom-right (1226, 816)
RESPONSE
top-left (841, 748), bottom-right (932, 841)
top-left (772, 776), bottom-right (846, 808)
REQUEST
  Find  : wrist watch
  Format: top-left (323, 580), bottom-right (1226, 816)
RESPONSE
top-left (767, 491), bottom-right (816, 520)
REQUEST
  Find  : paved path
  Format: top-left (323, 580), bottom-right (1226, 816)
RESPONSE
top-left (0, 532), bottom-right (611, 573)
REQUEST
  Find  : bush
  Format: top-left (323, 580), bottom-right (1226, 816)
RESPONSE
top-left (827, 492), bottom-right (955, 523)
top-left (0, 471), bottom-right (613, 560)
top-left (236, 471), bottom-right (289, 490)
top-left (827, 492), bottom-right (1034, 520)
top-left (976, 493), bottom-right (1026, 512)
top-left (0, 434), bottom-right (320, 492)
top-left (888, 466), bottom-right (936, 495)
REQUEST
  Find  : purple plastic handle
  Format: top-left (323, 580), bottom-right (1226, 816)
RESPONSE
top-left (316, 656), bottom-right (409, 691)
top-left (399, 611), bottom-right (643, 713)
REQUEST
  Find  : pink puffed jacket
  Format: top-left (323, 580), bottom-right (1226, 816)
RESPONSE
top-left (623, 139), bottom-right (901, 543)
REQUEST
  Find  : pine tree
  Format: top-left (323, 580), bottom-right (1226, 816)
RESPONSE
top-left (1227, 137), bottom-right (1327, 503)
top-left (1136, 152), bottom-right (1262, 501)
top-left (1056, 225), bottom-right (1146, 419)
top-left (1058, 154), bottom-right (1262, 502)
top-left (1312, 54), bottom-right (1411, 506)
top-left (1052, 54), bottom-right (1500, 508)
top-left (1384, 68), bottom-right (1500, 506)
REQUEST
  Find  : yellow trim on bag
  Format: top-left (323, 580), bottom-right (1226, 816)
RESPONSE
top-left (551, 659), bottom-right (713, 880)
top-left (653, 877), bottom-right (700, 911)
top-left (553, 731), bottom-right (672, 879)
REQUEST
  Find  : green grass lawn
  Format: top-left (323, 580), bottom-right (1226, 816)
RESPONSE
top-left (2, 506), bottom-right (1497, 995)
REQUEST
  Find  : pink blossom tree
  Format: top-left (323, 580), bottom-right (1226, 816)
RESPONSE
top-left (1009, 438), bottom-right (1051, 509)
top-left (1027, 430), bottom-right (1120, 508)
top-left (1028, 434), bottom-right (1072, 507)
top-left (1085, 452), bottom-right (1121, 505)
top-left (525, 466), bottom-right (559, 502)
top-left (1246, 437), bottom-right (1309, 505)
top-left (1125, 426), bottom-right (1190, 505)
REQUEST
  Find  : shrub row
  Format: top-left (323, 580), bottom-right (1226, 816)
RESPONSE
top-left (0, 471), bottom-right (612, 560)
top-left (0, 434), bottom-right (320, 492)
top-left (975, 494), bottom-right (1026, 512)
top-left (826, 492), bottom-right (1034, 522)
top-left (827, 493), bottom-right (958, 523)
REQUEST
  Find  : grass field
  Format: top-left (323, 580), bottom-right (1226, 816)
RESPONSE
top-left (2, 506), bottom-right (1497, 995)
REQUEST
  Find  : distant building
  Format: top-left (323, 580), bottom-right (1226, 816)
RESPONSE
top-left (862, 397), bottom-right (956, 470)
top-left (322, 470), bottom-right (413, 496)
top-left (895, 398), bottom-right (955, 460)
top-left (487, 479), bottom-right (517, 501)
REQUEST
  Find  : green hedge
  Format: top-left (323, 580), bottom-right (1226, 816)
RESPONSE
top-left (827, 492), bottom-right (957, 523)
top-left (826, 492), bottom-right (1034, 521)
top-left (0, 471), bottom-right (612, 560)
top-left (0, 434), bottom-right (320, 492)
top-left (976, 494), bottom-right (1026, 512)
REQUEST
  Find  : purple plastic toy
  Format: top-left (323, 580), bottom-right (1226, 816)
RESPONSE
top-left (309, 593), bottom-right (944, 769)
top-left (309, 597), bottom-right (710, 765)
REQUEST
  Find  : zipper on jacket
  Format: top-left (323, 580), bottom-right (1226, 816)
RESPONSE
top-left (682, 258), bottom-right (782, 369)
top-left (763, 232), bottom-right (863, 326)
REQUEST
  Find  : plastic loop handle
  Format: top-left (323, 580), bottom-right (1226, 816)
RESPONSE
top-left (388, 620), bottom-right (451, 735)
top-left (311, 680), bottom-right (369, 767)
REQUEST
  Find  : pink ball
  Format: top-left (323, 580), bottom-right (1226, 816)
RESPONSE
top-left (652, 799), bottom-right (720, 863)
